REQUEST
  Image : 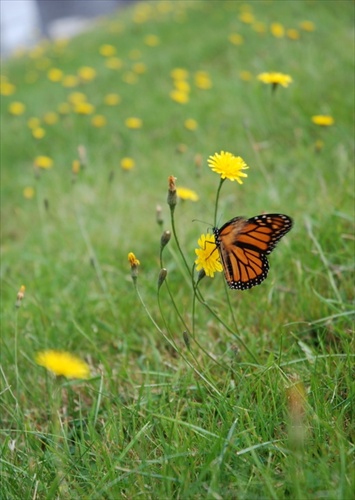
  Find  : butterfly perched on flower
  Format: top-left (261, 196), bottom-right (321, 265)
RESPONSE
top-left (213, 213), bottom-right (293, 290)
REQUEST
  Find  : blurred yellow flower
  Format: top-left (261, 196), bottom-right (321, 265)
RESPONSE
top-left (170, 89), bottom-right (189, 104)
top-left (194, 71), bottom-right (212, 89)
top-left (239, 11), bottom-right (255, 24)
top-left (35, 350), bottom-right (90, 379)
top-left (208, 151), bottom-right (249, 183)
top-left (121, 157), bottom-right (135, 170)
top-left (176, 187), bottom-right (199, 201)
top-left (27, 117), bottom-right (41, 129)
top-left (91, 115), bottom-right (107, 127)
top-left (311, 115), bottom-right (334, 126)
top-left (9, 101), bottom-right (26, 115)
top-left (229, 33), bottom-right (244, 45)
top-left (99, 44), bottom-right (117, 57)
top-left (287, 28), bottom-right (300, 40)
top-left (174, 79), bottom-right (190, 92)
top-left (43, 112), bottom-right (58, 125)
top-left (252, 22), bottom-right (266, 34)
top-left (184, 118), bottom-right (198, 131)
top-left (132, 62), bottom-right (147, 74)
top-left (105, 57), bottom-right (123, 70)
top-left (73, 102), bottom-right (95, 115)
top-left (0, 81), bottom-right (16, 95)
top-left (23, 186), bottom-right (35, 199)
top-left (300, 20), bottom-right (315, 32)
top-left (72, 159), bottom-right (81, 174)
top-left (144, 34), bottom-right (160, 46)
top-left (34, 156), bottom-right (53, 169)
top-left (62, 75), bottom-right (79, 88)
top-left (195, 233), bottom-right (222, 278)
top-left (271, 23), bottom-right (285, 38)
top-left (258, 72), bottom-right (293, 88)
top-left (68, 92), bottom-right (87, 104)
top-left (32, 127), bottom-right (46, 139)
top-left (122, 71), bottom-right (138, 84)
top-left (104, 93), bottom-right (121, 106)
top-left (78, 66), bottom-right (96, 82)
top-left (239, 70), bottom-right (253, 81)
top-left (47, 68), bottom-right (63, 82)
top-left (170, 68), bottom-right (189, 80)
top-left (125, 117), bottom-right (142, 129)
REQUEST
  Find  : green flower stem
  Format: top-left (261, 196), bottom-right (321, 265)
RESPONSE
top-left (214, 178), bottom-right (226, 227)
top-left (133, 280), bottom-right (222, 397)
top-left (193, 281), bottom-right (260, 365)
top-left (169, 206), bottom-right (192, 278)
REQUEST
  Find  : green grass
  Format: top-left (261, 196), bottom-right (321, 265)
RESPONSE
top-left (1, 1), bottom-right (354, 498)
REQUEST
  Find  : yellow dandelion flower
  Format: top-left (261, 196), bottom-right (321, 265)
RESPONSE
top-left (15, 285), bottom-right (26, 307)
top-left (300, 20), bottom-right (315, 32)
top-left (105, 57), bottom-right (123, 70)
top-left (99, 44), bottom-right (117, 57)
top-left (35, 350), bottom-right (90, 379)
top-left (229, 33), bottom-right (244, 45)
top-left (73, 102), bottom-right (95, 115)
top-left (8, 101), bottom-right (26, 115)
top-left (125, 117), bottom-right (142, 129)
top-left (170, 89), bottom-right (189, 104)
top-left (47, 68), bottom-right (63, 82)
top-left (72, 160), bottom-right (81, 174)
top-left (144, 34), bottom-right (160, 46)
top-left (239, 70), bottom-right (253, 81)
top-left (170, 68), bottom-right (189, 80)
top-left (239, 11), bottom-right (255, 24)
top-left (104, 93), bottom-right (121, 106)
top-left (27, 117), bottom-right (41, 129)
top-left (122, 71), bottom-right (138, 84)
top-left (34, 156), bottom-right (53, 169)
top-left (174, 79), bottom-right (190, 92)
top-left (271, 22), bottom-right (285, 38)
top-left (0, 81), bottom-right (16, 95)
top-left (208, 151), bottom-right (249, 184)
top-left (252, 22), bottom-right (266, 34)
top-left (184, 118), bottom-right (198, 131)
top-left (62, 75), bottom-right (79, 88)
top-left (287, 28), bottom-right (300, 40)
top-left (257, 72), bottom-right (293, 88)
top-left (195, 233), bottom-right (223, 278)
top-left (91, 115), bottom-right (107, 127)
top-left (43, 112), bottom-right (58, 125)
top-left (23, 187), bottom-right (35, 199)
top-left (121, 157), bottom-right (135, 170)
top-left (194, 71), bottom-right (212, 89)
top-left (311, 115), bottom-right (334, 126)
top-left (68, 92), bottom-right (87, 104)
top-left (176, 187), bottom-right (199, 201)
top-left (128, 252), bottom-right (140, 282)
top-left (132, 62), bottom-right (147, 74)
top-left (32, 127), bottom-right (46, 139)
top-left (78, 66), bottom-right (96, 82)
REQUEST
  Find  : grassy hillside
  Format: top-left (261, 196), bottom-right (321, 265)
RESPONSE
top-left (1, 1), bottom-right (354, 498)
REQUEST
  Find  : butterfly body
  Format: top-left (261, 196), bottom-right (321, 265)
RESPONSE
top-left (213, 213), bottom-right (293, 290)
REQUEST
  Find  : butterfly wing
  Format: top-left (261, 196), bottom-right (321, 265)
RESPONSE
top-left (213, 213), bottom-right (293, 290)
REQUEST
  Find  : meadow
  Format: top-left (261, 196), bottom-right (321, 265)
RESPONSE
top-left (1, 1), bottom-right (354, 498)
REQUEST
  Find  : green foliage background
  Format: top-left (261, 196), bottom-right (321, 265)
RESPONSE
top-left (1, 1), bottom-right (354, 498)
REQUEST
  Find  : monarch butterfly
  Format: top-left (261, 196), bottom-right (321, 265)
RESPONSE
top-left (213, 213), bottom-right (293, 290)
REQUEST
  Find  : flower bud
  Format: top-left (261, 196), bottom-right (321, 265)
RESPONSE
top-left (128, 252), bottom-right (140, 283)
top-left (158, 268), bottom-right (168, 289)
top-left (15, 285), bottom-right (25, 308)
top-left (156, 204), bottom-right (163, 226)
top-left (160, 230), bottom-right (171, 249)
top-left (167, 175), bottom-right (177, 211)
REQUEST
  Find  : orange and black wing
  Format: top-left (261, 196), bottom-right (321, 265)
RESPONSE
top-left (213, 213), bottom-right (293, 290)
